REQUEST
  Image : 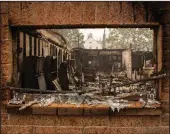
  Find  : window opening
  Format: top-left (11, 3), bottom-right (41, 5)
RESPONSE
top-left (7, 28), bottom-right (166, 112)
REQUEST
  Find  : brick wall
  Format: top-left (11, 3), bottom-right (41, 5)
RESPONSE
top-left (159, 4), bottom-right (170, 134)
top-left (0, 2), bottom-right (169, 134)
top-left (7, 2), bottom-right (157, 26)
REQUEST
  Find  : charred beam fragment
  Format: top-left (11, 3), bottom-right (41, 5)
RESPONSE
top-left (34, 37), bottom-right (36, 56)
top-left (38, 39), bottom-right (40, 56)
top-left (23, 33), bottom-right (26, 58)
top-left (111, 73), bottom-right (167, 89)
top-left (132, 3), bottom-right (136, 22)
top-left (1, 87), bottom-right (83, 94)
top-left (29, 36), bottom-right (32, 56)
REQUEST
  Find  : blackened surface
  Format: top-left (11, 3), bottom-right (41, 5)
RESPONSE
top-left (58, 62), bottom-right (69, 91)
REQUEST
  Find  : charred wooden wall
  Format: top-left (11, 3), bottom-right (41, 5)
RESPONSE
top-left (74, 48), bottom-right (124, 77)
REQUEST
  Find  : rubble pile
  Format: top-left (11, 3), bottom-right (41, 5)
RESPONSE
top-left (7, 71), bottom-right (166, 113)
top-left (9, 91), bottom-right (160, 113)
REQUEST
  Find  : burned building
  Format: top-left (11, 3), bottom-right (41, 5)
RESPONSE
top-left (122, 48), bottom-right (154, 80)
top-left (73, 48), bottom-right (125, 81)
top-left (0, 2), bottom-right (169, 134)
top-left (15, 29), bottom-right (71, 90)
top-left (73, 47), bottom-right (154, 81)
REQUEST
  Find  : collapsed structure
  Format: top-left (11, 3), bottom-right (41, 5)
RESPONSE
top-left (1, 2), bottom-right (169, 134)
top-left (6, 29), bottom-right (165, 113)
top-left (16, 29), bottom-right (71, 90)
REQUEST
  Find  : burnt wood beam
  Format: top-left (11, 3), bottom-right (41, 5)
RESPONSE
top-left (29, 36), bottom-right (32, 56)
top-left (34, 37), bottom-right (36, 56)
top-left (23, 33), bottom-right (26, 58)
top-left (38, 39), bottom-right (40, 56)
top-left (1, 87), bottom-right (82, 94)
top-left (111, 73), bottom-right (167, 88)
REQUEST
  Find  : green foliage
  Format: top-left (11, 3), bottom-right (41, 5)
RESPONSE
top-left (105, 28), bottom-right (153, 51)
top-left (53, 29), bottom-right (85, 48)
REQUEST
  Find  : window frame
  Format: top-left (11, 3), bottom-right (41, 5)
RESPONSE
top-left (6, 25), bottom-right (163, 115)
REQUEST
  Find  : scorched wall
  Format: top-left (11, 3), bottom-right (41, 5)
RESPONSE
top-left (0, 2), bottom-right (169, 134)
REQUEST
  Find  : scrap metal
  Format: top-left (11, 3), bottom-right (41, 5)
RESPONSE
top-left (3, 72), bottom-right (166, 113)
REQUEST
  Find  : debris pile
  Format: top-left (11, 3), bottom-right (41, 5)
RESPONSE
top-left (7, 69), bottom-right (166, 113)
top-left (8, 86), bottom-right (161, 113)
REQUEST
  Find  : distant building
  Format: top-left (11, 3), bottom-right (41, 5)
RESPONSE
top-left (73, 48), bottom-right (126, 79)
top-left (84, 33), bottom-right (102, 49)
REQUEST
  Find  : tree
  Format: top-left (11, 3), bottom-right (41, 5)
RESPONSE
top-left (105, 28), bottom-right (153, 51)
top-left (52, 29), bottom-right (85, 48)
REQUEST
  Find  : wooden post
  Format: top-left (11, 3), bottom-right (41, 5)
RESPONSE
top-left (34, 37), bottom-right (36, 56)
top-left (29, 36), bottom-right (32, 56)
top-left (38, 39), bottom-right (40, 56)
top-left (23, 33), bottom-right (26, 58)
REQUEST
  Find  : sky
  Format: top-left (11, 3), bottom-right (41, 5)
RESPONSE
top-left (79, 28), bottom-right (109, 41)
